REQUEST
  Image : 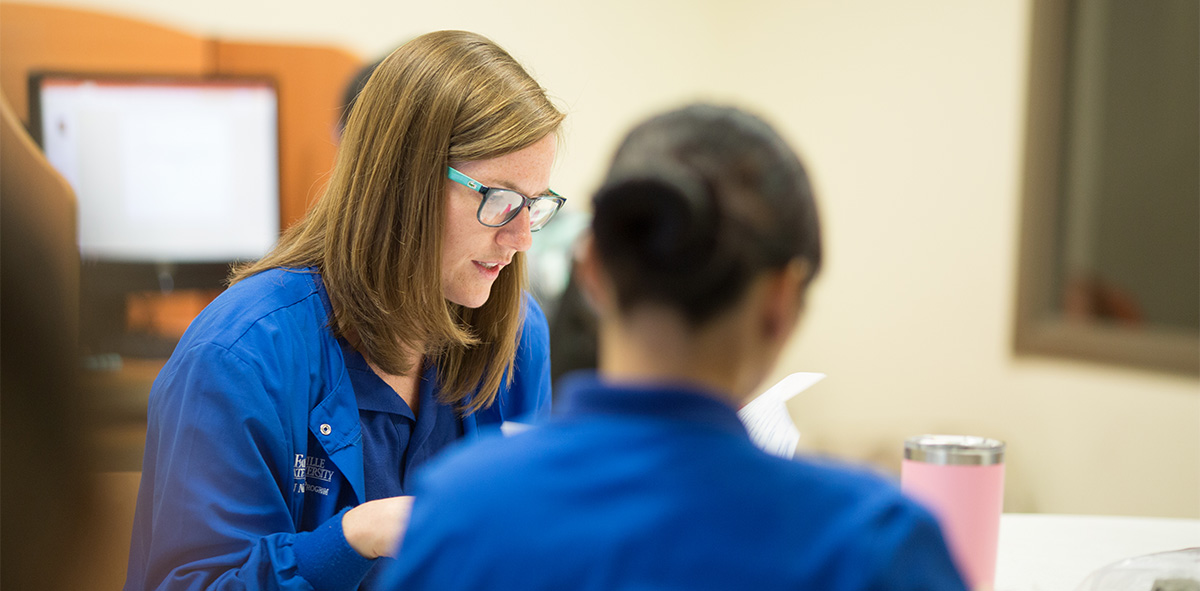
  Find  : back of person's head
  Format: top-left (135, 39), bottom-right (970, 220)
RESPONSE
top-left (238, 30), bottom-right (564, 411)
top-left (591, 104), bottom-right (821, 326)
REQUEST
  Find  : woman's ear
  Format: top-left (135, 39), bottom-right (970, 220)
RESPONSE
top-left (761, 258), bottom-right (811, 343)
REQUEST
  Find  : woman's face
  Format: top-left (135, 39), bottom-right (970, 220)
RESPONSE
top-left (442, 133), bottom-right (558, 308)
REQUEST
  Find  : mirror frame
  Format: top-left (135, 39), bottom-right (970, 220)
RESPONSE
top-left (1013, 0), bottom-right (1200, 377)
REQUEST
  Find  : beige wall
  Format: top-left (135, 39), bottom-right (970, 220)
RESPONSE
top-left (23, 0), bottom-right (1199, 517)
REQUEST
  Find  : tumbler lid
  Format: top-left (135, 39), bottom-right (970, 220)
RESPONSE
top-left (904, 434), bottom-right (1005, 466)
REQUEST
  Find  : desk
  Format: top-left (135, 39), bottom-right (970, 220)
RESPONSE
top-left (995, 513), bottom-right (1200, 591)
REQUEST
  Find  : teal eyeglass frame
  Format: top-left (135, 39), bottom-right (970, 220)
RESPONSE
top-left (447, 166), bottom-right (566, 231)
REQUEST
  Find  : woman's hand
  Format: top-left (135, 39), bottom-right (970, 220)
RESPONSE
top-left (342, 495), bottom-right (415, 559)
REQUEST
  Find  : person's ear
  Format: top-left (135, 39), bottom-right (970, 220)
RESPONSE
top-left (761, 258), bottom-right (810, 343)
top-left (572, 232), bottom-right (613, 316)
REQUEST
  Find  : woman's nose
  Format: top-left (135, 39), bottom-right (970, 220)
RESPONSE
top-left (497, 206), bottom-right (533, 252)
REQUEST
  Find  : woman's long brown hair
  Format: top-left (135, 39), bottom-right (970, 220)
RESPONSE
top-left (232, 31), bottom-right (564, 413)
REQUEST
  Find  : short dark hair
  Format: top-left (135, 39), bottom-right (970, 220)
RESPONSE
top-left (591, 104), bottom-right (821, 325)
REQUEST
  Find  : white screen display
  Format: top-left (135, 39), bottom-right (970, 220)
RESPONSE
top-left (34, 75), bottom-right (280, 262)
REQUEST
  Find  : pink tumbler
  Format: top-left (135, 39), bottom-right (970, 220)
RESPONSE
top-left (901, 435), bottom-right (1005, 591)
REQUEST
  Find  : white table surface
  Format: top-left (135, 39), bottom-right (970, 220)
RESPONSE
top-left (994, 513), bottom-right (1200, 591)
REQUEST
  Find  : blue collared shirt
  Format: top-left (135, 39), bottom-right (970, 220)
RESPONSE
top-left (379, 373), bottom-right (969, 590)
top-left (343, 344), bottom-right (464, 500)
top-left (344, 343), bottom-right (466, 589)
top-left (124, 268), bottom-right (551, 591)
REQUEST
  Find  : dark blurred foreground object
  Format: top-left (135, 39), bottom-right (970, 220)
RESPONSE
top-left (0, 92), bottom-right (93, 590)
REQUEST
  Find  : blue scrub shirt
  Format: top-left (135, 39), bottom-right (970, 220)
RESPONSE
top-left (342, 343), bottom-right (464, 500)
top-left (378, 373), bottom-right (969, 590)
top-left (124, 268), bottom-right (553, 591)
top-left (343, 343), bottom-right (466, 590)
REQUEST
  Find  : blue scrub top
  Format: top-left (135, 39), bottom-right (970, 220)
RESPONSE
top-left (124, 268), bottom-right (552, 591)
top-left (343, 343), bottom-right (464, 501)
top-left (378, 373), bottom-right (968, 590)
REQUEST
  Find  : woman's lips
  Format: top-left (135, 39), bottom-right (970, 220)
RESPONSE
top-left (473, 260), bottom-right (505, 279)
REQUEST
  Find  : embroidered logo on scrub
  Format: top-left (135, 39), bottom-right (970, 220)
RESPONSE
top-left (293, 454), bottom-right (336, 496)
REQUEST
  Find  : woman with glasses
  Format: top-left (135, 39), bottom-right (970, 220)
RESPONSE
top-left (377, 104), bottom-right (968, 590)
top-left (125, 30), bottom-right (564, 591)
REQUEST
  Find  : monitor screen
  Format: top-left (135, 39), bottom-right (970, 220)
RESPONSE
top-left (29, 73), bottom-right (280, 263)
top-left (29, 73), bottom-right (282, 358)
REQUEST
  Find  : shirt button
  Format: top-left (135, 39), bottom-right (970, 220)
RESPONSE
top-left (320, 424), bottom-right (332, 435)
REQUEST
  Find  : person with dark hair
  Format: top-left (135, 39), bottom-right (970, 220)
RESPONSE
top-left (124, 31), bottom-right (565, 591)
top-left (546, 268), bottom-right (598, 392)
top-left (377, 104), bottom-right (968, 590)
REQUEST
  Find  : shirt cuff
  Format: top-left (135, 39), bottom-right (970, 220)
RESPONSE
top-left (292, 506), bottom-right (375, 591)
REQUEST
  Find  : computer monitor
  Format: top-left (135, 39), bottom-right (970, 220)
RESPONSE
top-left (29, 72), bottom-right (281, 357)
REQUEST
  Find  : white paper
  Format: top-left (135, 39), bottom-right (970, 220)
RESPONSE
top-left (737, 372), bottom-right (825, 459)
top-left (499, 421), bottom-right (534, 436)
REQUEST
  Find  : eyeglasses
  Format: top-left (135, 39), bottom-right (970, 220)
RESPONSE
top-left (447, 166), bottom-right (566, 232)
